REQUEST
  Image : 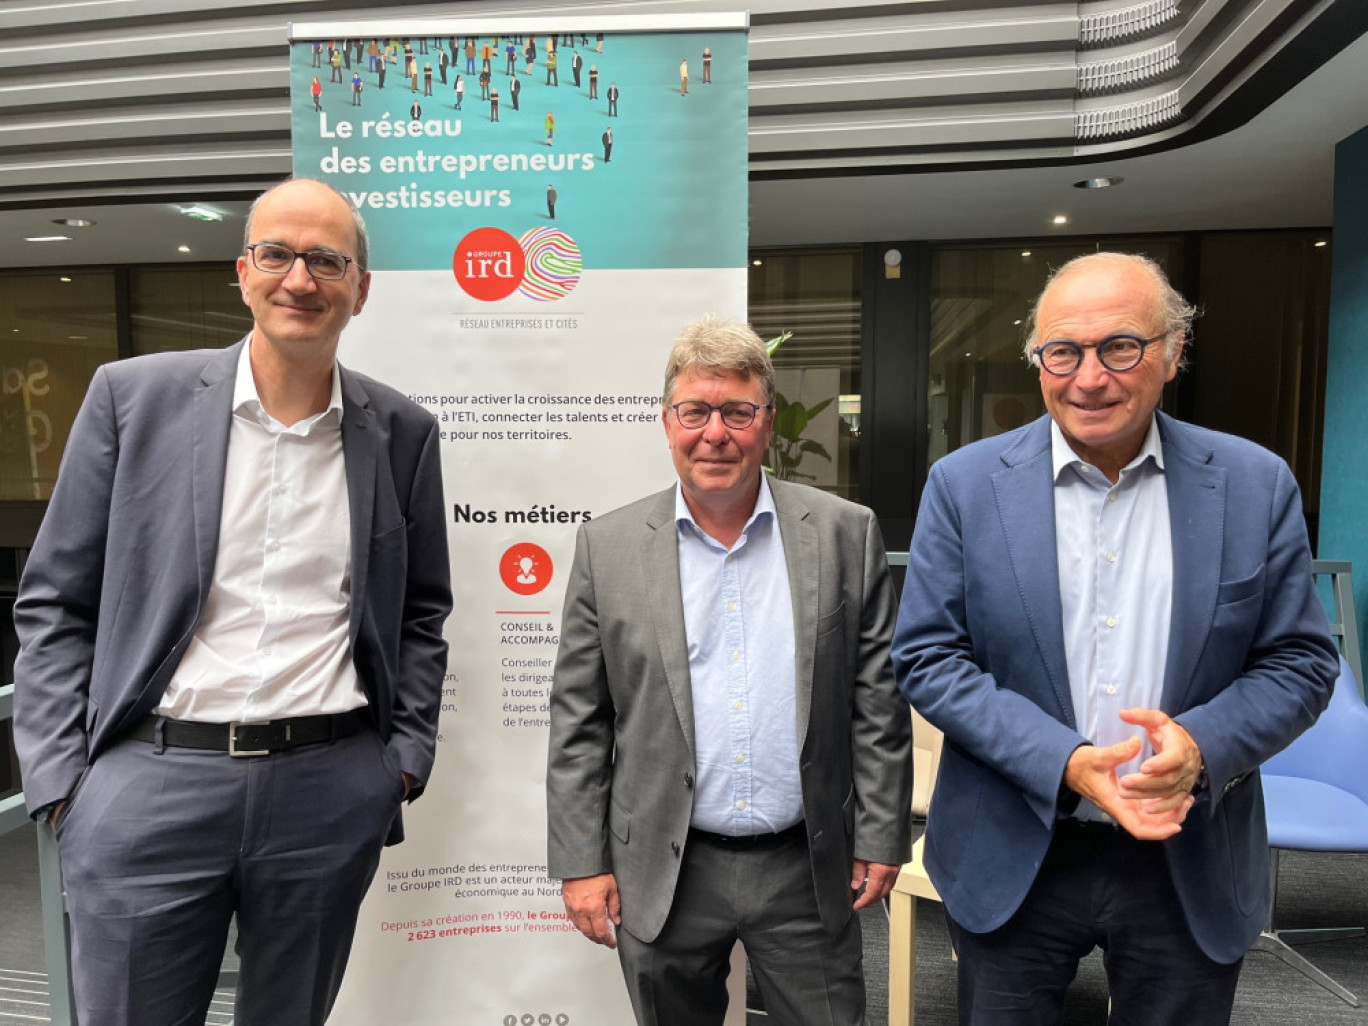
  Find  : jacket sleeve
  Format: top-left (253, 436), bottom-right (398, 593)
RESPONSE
top-left (545, 525), bottom-right (615, 880)
top-left (849, 508), bottom-right (914, 866)
top-left (12, 366), bottom-right (118, 813)
top-left (1174, 459), bottom-right (1337, 809)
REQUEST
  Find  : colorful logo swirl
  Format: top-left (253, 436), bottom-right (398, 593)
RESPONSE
top-left (516, 228), bottom-right (582, 301)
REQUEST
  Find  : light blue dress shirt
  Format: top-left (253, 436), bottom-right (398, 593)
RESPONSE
top-left (1051, 417), bottom-right (1173, 821)
top-left (676, 477), bottom-right (802, 836)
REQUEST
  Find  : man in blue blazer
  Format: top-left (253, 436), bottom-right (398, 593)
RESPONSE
top-left (894, 252), bottom-right (1337, 1023)
top-left (13, 178), bottom-right (452, 1026)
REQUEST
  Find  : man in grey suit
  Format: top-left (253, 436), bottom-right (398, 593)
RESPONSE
top-left (547, 316), bottom-right (912, 1025)
top-left (13, 178), bottom-right (452, 1026)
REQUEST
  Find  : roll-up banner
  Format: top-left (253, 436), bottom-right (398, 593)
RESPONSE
top-left (288, 16), bottom-right (749, 1025)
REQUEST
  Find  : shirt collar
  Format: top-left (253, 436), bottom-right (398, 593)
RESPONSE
top-left (1050, 414), bottom-right (1164, 483)
top-left (674, 474), bottom-right (777, 538)
top-left (233, 338), bottom-right (343, 430)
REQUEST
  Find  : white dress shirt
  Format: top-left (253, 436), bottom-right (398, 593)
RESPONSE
top-left (1052, 417), bottom-right (1172, 820)
top-left (157, 341), bottom-right (365, 723)
top-left (676, 477), bottom-right (802, 836)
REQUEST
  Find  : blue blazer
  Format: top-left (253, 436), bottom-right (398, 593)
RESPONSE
top-left (14, 339), bottom-right (452, 843)
top-left (893, 413), bottom-right (1337, 963)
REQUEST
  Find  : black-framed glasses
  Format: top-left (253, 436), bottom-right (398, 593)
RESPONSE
top-left (245, 243), bottom-right (356, 281)
top-left (1032, 332), bottom-right (1168, 376)
top-left (670, 400), bottom-right (772, 430)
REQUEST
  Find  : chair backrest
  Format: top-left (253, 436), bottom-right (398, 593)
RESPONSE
top-left (911, 707), bottom-right (943, 819)
top-left (1262, 657), bottom-right (1368, 800)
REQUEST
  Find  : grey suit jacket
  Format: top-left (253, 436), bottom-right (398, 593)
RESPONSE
top-left (546, 478), bottom-right (912, 942)
top-left (14, 338), bottom-right (452, 843)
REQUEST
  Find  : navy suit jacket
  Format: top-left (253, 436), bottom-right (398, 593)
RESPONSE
top-left (14, 338), bottom-right (452, 843)
top-left (893, 413), bottom-right (1337, 963)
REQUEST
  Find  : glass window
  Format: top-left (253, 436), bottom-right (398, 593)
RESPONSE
top-left (1192, 232), bottom-right (1329, 517)
top-left (0, 270), bottom-right (118, 500)
top-left (928, 240), bottom-right (1183, 467)
top-left (130, 265), bottom-right (250, 356)
top-left (749, 249), bottom-right (862, 500)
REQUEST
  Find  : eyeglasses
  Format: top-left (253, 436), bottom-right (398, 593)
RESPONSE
top-left (1032, 332), bottom-right (1168, 376)
top-left (245, 243), bottom-right (356, 281)
top-left (670, 400), bottom-right (772, 430)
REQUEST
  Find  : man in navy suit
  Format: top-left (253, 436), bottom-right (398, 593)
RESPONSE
top-left (13, 178), bottom-right (452, 1026)
top-left (894, 252), bottom-right (1337, 1023)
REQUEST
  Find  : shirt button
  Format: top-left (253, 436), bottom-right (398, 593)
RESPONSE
top-left (736, 801), bottom-right (746, 811)
top-left (1105, 684), bottom-right (1117, 696)
top-left (1108, 493), bottom-right (1118, 502)
top-left (275, 485), bottom-right (287, 496)
top-left (728, 602), bottom-right (738, 612)
top-left (734, 700), bottom-right (744, 711)
top-left (731, 651), bottom-right (741, 661)
top-left (1106, 552), bottom-right (1117, 563)
top-left (736, 753), bottom-right (745, 763)
top-left (1105, 616), bottom-right (1117, 628)
top-left (268, 540), bottom-right (281, 552)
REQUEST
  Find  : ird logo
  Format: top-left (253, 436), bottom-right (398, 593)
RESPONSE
top-left (454, 226), bottom-right (583, 303)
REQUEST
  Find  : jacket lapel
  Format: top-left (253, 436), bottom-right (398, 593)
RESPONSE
top-left (191, 340), bottom-right (242, 607)
top-left (771, 480), bottom-right (818, 748)
top-left (992, 418), bottom-right (1076, 727)
top-left (340, 365), bottom-right (377, 648)
top-left (1157, 414), bottom-right (1225, 712)
top-left (643, 489), bottom-right (697, 758)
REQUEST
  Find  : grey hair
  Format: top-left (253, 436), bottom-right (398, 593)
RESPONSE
top-left (243, 177), bottom-right (370, 273)
top-left (662, 316), bottom-right (776, 406)
top-left (1022, 252), bottom-right (1195, 367)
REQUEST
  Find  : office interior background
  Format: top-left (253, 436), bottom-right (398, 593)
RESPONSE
top-left (3, 0), bottom-right (1368, 1018)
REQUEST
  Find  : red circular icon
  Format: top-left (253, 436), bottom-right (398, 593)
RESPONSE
top-left (500, 543), bottom-right (553, 595)
top-left (453, 227), bottom-right (526, 301)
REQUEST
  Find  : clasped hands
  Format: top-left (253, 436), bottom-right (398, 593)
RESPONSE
top-left (1063, 707), bottom-right (1204, 841)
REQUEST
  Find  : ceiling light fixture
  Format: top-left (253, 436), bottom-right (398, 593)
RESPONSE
top-left (1051, 215), bottom-right (1068, 226)
top-left (1314, 240), bottom-right (1328, 248)
top-left (1073, 176), bottom-right (1124, 189)
top-left (180, 205), bottom-right (223, 223)
top-left (177, 245), bottom-right (192, 253)
top-left (52, 217), bottom-right (95, 227)
top-left (26, 235), bottom-right (70, 243)
top-left (1021, 251), bottom-right (1031, 258)
top-left (59, 276), bottom-right (72, 283)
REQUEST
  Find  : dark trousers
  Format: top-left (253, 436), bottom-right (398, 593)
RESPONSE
top-left (947, 820), bottom-right (1243, 1026)
top-left (56, 727), bottom-right (404, 1026)
top-left (616, 826), bottom-right (866, 1026)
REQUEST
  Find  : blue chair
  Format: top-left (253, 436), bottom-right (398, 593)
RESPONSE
top-left (1253, 656), bottom-right (1368, 1006)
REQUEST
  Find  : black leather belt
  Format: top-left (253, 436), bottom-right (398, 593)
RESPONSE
top-left (128, 710), bottom-right (368, 757)
top-left (688, 822), bottom-right (806, 849)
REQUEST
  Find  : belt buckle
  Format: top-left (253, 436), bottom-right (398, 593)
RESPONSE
top-left (229, 720), bottom-right (272, 757)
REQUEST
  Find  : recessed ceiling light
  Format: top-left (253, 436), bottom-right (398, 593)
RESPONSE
top-left (177, 245), bottom-right (192, 253)
top-left (964, 352), bottom-right (972, 358)
top-left (1051, 215), bottom-right (1068, 226)
top-left (1073, 176), bottom-right (1124, 189)
top-left (180, 205), bottom-right (223, 223)
top-left (1021, 251), bottom-right (1031, 257)
top-left (68, 335), bottom-right (87, 340)
top-left (59, 276), bottom-right (72, 283)
top-left (25, 235), bottom-right (70, 243)
top-left (1013, 319), bottom-right (1022, 326)
top-left (751, 259), bottom-right (762, 266)
top-left (1314, 240), bottom-right (1328, 248)
top-left (52, 217), bottom-right (95, 227)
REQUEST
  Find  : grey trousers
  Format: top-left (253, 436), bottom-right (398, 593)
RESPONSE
top-left (616, 827), bottom-right (867, 1026)
top-left (55, 726), bottom-right (404, 1026)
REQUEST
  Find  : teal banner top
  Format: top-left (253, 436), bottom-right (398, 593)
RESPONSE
top-left (291, 23), bottom-right (748, 272)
